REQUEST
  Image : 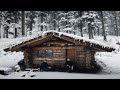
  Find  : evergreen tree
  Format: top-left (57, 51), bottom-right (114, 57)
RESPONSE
top-left (26, 11), bottom-right (38, 35)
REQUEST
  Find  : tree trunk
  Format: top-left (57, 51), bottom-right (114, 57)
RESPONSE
top-left (91, 28), bottom-right (94, 38)
top-left (22, 11), bottom-right (25, 36)
top-left (15, 28), bottom-right (17, 38)
top-left (79, 11), bottom-right (83, 37)
top-left (100, 11), bottom-right (107, 41)
top-left (4, 26), bottom-right (9, 38)
top-left (88, 23), bottom-right (93, 39)
top-left (38, 12), bottom-right (41, 31)
top-left (40, 12), bottom-right (44, 31)
top-left (96, 26), bottom-right (100, 36)
top-left (53, 13), bottom-right (57, 30)
top-left (6, 28), bottom-right (8, 38)
top-left (30, 21), bottom-right (32, 31)
top-left (114, 11), bottom-right (119, 36)
top-left (93, 28), bottom-right (96, 36)
top-left (53, 21), bottom-right (56, 30)
top-left (0, 24), bottom-right (1, 38)
top-left (88, 23), bottom-right (91, 39)
top-left (14, 11), bottom-right (17, 38)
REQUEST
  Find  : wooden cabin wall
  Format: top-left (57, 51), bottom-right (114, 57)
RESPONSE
top-left (90, 51), bottom-right (96, 68)
top-left (75, 46), bottom-right (86, 67)
top-left (23, 43), bottom-right (96, 69)
top-left (24, 49), bottom-right (30, 67)
top-left (85, 49), bottom-right (96, 69)
top-left (85, 50), bottom-right (92, 69)
top-left (32, 47), bottom-right (66, 67)
top-left (24, 48), bottom-right (33, 68)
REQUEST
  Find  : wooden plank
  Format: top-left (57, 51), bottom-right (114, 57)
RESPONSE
top-left (53, 50), bottom-right (65, 53)
top-left (76, 52), bottom-right (86, 55)
top-left (33, 57), bottom-right (66, 61)
top-left (33, 46), bottom-right (83, 51)
top-left (76, 57), bottom-right (86, 60)
top-left (54, 52), bottom-right (65, 55)
top-left (33, 47), bottom-right (66, 50)
top-left (76, 55), bottom-right (86, 58)
top-left (33, 60), bottom-right (66, 65)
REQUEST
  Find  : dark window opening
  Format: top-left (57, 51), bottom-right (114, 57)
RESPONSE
top-left (37, 50), bottom-right (53, 57)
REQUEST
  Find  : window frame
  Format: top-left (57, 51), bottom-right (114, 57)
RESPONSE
top-left (37, 50), bottom-right (53, 58)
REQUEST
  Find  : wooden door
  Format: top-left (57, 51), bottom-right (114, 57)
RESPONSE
top-left (67, 49), bottom-right (76, 61)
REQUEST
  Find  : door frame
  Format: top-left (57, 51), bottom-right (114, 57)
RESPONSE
top-left (66, 48), bottom-right (76, 62)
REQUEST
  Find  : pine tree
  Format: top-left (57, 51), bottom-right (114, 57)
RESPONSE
top-left (13, 11), bottom-right (21, 38)
top-left (3, 11), bottom-right (13, 38)
top-left (26, 11), bottom-right (38, 35)
top-left (38, 11), bottom-right (48, 31)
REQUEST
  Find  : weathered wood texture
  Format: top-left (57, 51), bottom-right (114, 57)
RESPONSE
top-left (31, 46), bottom-right (66, 67)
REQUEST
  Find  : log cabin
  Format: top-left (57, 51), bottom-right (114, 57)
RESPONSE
top-left (4, 31), bottom-right (115, 71)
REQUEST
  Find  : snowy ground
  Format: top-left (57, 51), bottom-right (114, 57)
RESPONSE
top-left (0, 33), bottom-right (120, 79)
top-left (1, 71), bottom-right (120, 79)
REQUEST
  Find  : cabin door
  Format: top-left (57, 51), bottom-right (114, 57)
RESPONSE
top-left (67, 49), bottom-right (76, 61)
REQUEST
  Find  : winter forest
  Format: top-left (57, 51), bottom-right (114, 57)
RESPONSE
top-left (0, 11), bottom-right (119, 40)
top-left (1, 11), bottom-right (120, 79)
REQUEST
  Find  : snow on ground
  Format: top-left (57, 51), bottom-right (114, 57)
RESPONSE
top-left (0, 51), bottom-right (23, 68)
top-left (96, 52), bottom-right (120, 74)
top-left (1, 71), bottom-right (120, 79)
top-left (0, 39), bottom-right (24, 68)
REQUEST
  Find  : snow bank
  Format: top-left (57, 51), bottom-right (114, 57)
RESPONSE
top-left (95, 52), bottom-right (120, 74)
top-left (1, 71), bottom-right (120, 79)
top-left (0, 67), bottom-right (12, 71)
top-left (0, 51), bottom-right (23, 68)
top-left (0, 39), bottom-right (24, 68)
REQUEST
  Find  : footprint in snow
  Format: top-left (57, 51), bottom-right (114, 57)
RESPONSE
top-left (30, 75), bottom-right (36, 77)
top-left (21, 74), bottom-right (25, 77)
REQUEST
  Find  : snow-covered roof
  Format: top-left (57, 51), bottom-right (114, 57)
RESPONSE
top-left (4, 30), bottom-right (115, 52)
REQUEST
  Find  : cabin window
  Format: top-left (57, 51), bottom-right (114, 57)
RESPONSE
top-left (37, 50), bottom-right (53, 57)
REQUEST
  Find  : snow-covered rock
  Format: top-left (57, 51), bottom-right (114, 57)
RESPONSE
top-left (0, 67), bottom-right (12, 75)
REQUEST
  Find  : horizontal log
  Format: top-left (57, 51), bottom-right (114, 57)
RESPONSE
top-left (77, 55), bottom-right (86, 58)
top-left (54, 52), bottom-right (65, 55)
top-left (77, 61), bottom-right (86, 64)
top-left (31, 55), bottom-right (66, 59)
top-left (33, 47), bottom-right (66, 50)
top-left (33, 57), bottom-right (66, 61)
top-left (53, 50), bottom-right (65, 53)
top-left (33, 46), bottom-right (84, 50)
top-left (76, 53), bottom-right (86, 56)
top-left (33, 60), bottom-right (66, 65)
top-left (76, 51), bottom-right (86, 53)
top-left (76, 57), bottom-right (85, 59)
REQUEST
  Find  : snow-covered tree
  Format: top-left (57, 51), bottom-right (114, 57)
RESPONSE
top-left (82, 11), bottom-right (99, 39)
top-left (26, 11), bottom-right (38, 35)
